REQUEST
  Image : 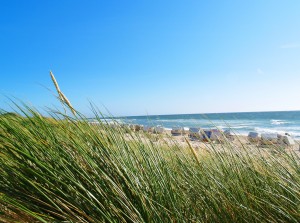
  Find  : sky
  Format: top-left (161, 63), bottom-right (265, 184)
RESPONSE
top-left (0, 0), bottom-right (300, 116)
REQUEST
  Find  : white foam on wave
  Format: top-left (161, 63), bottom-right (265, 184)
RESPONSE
top-left (255, 125), bottom-right (300, 139)
top-left (230, 126), bottom-right (252, 129)
top-left (213, 123), bottom-right (253, 130)
top-left (158, 119), bottom-right (199, 123)
top-left (216, 125), bottom-right (227, 129)
top-left (270, 119), bottom-right (291, 125)
top-left (254, 127), bottom-right (287, 136)
top-left (280, 127), bottom-right (300, 132)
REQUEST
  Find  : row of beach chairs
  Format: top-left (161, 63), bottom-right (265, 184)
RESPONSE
top-left (129, 125), bottom-right (231, 142)
top-left (106, 122), bottom-right (297, 147)
top-left (129, 124), bottom-right (165, 134)
top-left (186, 128), bottom-right (234, 142)
top-left (169, 127), bottom-right (234, 142)
top-left (178, 127), bottom-right (296, 146)
top-left (129, 125), bottom-right (233, 142)
top-left (248, 131), bottom-right (296, 146)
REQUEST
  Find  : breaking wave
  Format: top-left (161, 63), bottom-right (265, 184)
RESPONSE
top-left (270, 119), bottom-right (291, 125)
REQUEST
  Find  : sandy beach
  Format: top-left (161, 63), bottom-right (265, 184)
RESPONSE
top-left (125, 129), bottom-right (300, 157)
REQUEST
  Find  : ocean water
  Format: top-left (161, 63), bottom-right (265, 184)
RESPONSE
top-left (117, 111), bottom-right (300, 139)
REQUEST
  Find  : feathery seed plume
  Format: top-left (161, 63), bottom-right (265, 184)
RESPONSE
top-left (50, 71), bottom-right (76, 115)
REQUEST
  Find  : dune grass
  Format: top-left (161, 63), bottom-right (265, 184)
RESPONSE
top-left (0, 104), bottom-right (299, 222)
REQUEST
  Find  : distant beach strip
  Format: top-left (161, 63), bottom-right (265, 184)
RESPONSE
top-left (90, 111), bottom-right (300, 139)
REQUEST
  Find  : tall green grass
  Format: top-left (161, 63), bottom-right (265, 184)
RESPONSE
top-left (0, 104), bottom-right (299, 222)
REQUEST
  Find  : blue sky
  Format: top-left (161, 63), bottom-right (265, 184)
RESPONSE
top-left (1, 0), bottom-right (300, 116)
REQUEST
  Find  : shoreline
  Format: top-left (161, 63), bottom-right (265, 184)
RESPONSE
top-left (90, 113), bottom-right (300, 139)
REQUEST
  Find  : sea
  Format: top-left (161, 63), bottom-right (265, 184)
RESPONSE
top-left (109, 111), bottom-right (300, 139)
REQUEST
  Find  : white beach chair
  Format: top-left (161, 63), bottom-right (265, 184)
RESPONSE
top-left (282, 135), bottom-right (295, 147)
top-left (261, 133), bottom-right (278, 145)
top-left (153, 126), bottom-right (164, 134)
top-left (130, 124), bottom-right (142, 132)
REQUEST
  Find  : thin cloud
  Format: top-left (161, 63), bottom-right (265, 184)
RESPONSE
top-left (280, 43), bottom-right (300, 49)
top-left (257, 68), bottom-right (264, 75)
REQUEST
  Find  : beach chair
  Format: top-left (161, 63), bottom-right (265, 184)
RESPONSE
top-left (88, 121), bottom-right (100, 126)
top-left (210, 129), bottom-right (223, 141)
top-left (224, 129), bottom-right (234, 141)
top-left (200, 129), bottom-right (223, 142)
top-left (200, 129), bottom-right (212, 142)
top-left (109, 123), bottom-right (120, 129)
top-left (143, 125), bottom-right (154, 133)
top-left (130, 124), bottom-right (142, 132)
top-left (248, 131), bottom-right (260, 143)
top-left (282, 135), bottom-right (295, 147)
top-left (129, 124), bottom-right (134, 131)
top-left (171, 127), bottom-right (184, 136)
top-left (261, 133), bottom-right (278, 145)
top-left (188, 128), bottom-right (202, 140)
top-left (153, 126), bottom-right (164, 134)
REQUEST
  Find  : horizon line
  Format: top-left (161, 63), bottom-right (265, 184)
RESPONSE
top-left (114, 109), bottom-right (300, 118)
